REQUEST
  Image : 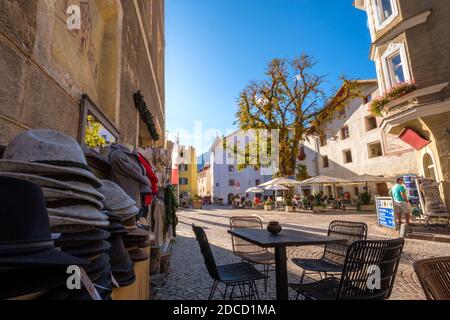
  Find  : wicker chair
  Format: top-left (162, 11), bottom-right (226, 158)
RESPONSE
top-left (289, 238), bottom-right (405, 300)
top-left (413, 256), bottom-right (450, 300)
top-left (229, 216), bottom-right (275, 291)
top-left (192, 224), bottom-right (268, 300)
top-left (292, 220), bottom-right (368, 282)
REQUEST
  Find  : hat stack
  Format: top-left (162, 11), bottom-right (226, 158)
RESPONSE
top-left (98, 180), bottom-right (151, 287)
top-left (0, 176), bottom-right (88, 300)
top-left (0, 130), bottom-right (112, 299)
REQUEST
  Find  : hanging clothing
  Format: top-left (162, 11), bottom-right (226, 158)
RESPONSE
top-left (150, 198), bottom-right (168, 248)
top-left (137, 152), bottom-right (159, 206)
top-left (164, 184), bottom-right (179, 237)
top-left (108, 144), bottom-right (151, 208)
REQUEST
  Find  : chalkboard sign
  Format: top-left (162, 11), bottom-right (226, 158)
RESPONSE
top-left (376, 197), bottom-right (396, 229)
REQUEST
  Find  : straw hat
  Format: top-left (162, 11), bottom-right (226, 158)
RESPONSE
top-left (0, 129), bottom-right (101, 188)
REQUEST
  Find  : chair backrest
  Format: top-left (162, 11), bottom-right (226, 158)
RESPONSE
top-left (413, 256), bottom-right (450, 300)
top-left (191, 224), bottom-right (219, 280)
top-left (230, 216), bottom-right (266, 256)
top-left (322, 221), bottom-right (368, 266)
top-left (337, 238), bottom-right (405, 300)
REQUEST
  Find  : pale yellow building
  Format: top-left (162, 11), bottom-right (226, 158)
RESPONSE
top-left (178, 146), bottom-right (198, 199)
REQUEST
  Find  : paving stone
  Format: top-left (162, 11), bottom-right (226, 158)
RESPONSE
top-left (152, 206), bottom-right (450, 300)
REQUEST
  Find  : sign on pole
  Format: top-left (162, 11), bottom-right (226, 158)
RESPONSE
top-left (375, 196), bottom-right (396, 229)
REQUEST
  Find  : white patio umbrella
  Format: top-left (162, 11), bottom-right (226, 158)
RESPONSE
top-left (298, 175), bottom-right (351, 198)
top-left (346, 174), bottom-right (395, 192)
top-left (246, 187), bottom-right (265, 193)
top-left (246, 187), bottom-right (264, 202)
top-left (265, 184), bottom-right (289, 210)
top-left (259, 177), bottom-right (302, 187)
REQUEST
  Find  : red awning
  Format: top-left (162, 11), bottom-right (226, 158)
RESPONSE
top-left (399, 128), bottom-right (431, 150)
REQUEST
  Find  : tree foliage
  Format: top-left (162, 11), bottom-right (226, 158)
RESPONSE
top-left (85, 115), bottom-right (106, 148)
top-left (236, 54), bottom-right (361, 176)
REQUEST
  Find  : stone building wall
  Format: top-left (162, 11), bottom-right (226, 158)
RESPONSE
top-left (0, 0), bottom-right (165, 149)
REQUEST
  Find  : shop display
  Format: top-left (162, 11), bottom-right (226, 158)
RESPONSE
top-left (108, 144), bottom-right (151, 208)
top-left (0, 176), bottom-right (87, 299)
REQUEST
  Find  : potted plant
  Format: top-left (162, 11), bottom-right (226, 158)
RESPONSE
top-left (285, 198), bottom-right (294, 212)
top-left (192, 194), bottom-right (203, 209)
top-left (358, 191), bottom-right (375, 212)
top-left (264, 199), bottom-right (274, 211)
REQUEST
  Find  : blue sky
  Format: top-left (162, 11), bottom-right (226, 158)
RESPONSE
top-left (165, 0), bottom-right (376, 153)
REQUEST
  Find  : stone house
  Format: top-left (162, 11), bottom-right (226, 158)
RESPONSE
top-left (298, 80), bottom-right (419, 197)
top-left (354, 0), bottom-right (450, 209)
top-left (0, 0), bottom-right (165, 159)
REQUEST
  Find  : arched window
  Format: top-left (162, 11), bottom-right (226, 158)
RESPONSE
top-left (423, 153), bottom-right (437, 181)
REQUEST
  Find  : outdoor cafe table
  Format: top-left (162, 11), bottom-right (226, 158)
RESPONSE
top-left (227, 228), bottom-right (346, 300)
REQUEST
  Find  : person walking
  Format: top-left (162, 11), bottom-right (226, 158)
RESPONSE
top-left (389, 177), bottom-right (412, 228)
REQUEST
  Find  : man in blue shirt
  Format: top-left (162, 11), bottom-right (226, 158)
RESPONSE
top-left (389, 177), bottom-right (411, 227)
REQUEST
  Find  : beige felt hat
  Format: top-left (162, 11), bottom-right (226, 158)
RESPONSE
top-left (47, 205), bottom-right (108, 221)
top-left (43, 188), bottom-right (104, 210)
top-left (49, 215), bottom-right (110, 227)
top-left (0, 172), bottom-right (104, 201)
top-left (0, 129), bottom-right (101, 188)
top-left (98, 179), bottom-right (137, 211)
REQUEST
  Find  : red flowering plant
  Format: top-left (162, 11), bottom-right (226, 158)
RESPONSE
top-left (370, 81), bottom-right (416, 116)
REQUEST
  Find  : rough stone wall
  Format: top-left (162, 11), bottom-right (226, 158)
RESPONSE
top-left (401, 0), bottom-right (450, 98)
top-left (0, 0), bottom-right (165, 148)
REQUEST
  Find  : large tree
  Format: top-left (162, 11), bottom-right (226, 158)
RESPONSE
top-left (235, 54), bottom-right (361, 177)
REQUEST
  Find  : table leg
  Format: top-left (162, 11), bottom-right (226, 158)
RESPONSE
top-left (274, 246), bottom-right (288, 300)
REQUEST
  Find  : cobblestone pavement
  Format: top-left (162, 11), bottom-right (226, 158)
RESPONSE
top-left (152, 206), bottom-right (450, 300)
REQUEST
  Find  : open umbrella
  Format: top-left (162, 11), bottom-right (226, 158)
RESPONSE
top-left (265, 185), bottom-right (289, 210)
top-left (259, 177), bottom-right (302, 187)
top-left (299, 175), bottom-right (351, 198)
top-left (246, 187), bottom-right (264, 193)
top-left (347, 174), bottom-right (394, 191)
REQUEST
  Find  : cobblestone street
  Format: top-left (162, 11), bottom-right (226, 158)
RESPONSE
top-left (153, 206), bottom-right (450, 300)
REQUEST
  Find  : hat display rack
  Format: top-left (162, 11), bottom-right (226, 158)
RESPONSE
top-left (0, 129), bottom-right (159, 300)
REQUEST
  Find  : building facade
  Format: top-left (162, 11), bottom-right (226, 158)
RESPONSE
top-left (298, 80), bottom-right (419, 197)
top-left (209, 132), bottom-right (273, 204)
top-left (0, 0), bottom-right (165, 154)
top-left (178, 145), bottom-right (198, 199)
top-left (354, 0), bottom-right (450, 209)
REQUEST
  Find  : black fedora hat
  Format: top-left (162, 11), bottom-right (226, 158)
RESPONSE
top-left (54, 229), bottom-right (111, 247)
top-left (0, 177), bottom-right (87, 267)
top-left (0, 266), bottom-right (69, 299)
top-left (62, 240), bottom-right (111, 258)
top-left (84, 253), bottom-right (110, 276)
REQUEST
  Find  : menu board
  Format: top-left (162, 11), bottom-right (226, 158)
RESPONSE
top-left (376, 197), bottom-right (396, 229)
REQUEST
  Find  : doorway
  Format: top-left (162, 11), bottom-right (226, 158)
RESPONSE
top-left (376, 183), bottom-right (389, 196)
top-left (423, 153), bottom-right (437, 181)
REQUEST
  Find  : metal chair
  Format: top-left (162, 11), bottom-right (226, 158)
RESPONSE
top-left (289, 238), bottom-right (405, 300)
top-left (192, 224), bottom-right (268, 300)
top-left (230, 216), bottom-right (275, 291)
top-left (292, 220), bottom-right (368, 282)
top-left (413, 256), bottom-right (450, 300)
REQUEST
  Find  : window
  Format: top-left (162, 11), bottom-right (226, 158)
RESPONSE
top-left (228, 165), bottom-right (235, 172)
top-left (380, 43), bottom-right (412, 91)
top-left (368, 142), bottom-right (383, 158)
top-left (322, 155), bottom-right (329, 168)
top-left (255, 179), bottom-right (261, 186)
top-left (216, 183), bottom-right (219, 187)
top-left (363, 94), bottom-right (372, 104)
top-left (354, 187), bottom-right (360, 196)
top-left (179, 164), bottom-right (188, 172)
top-left (365, 116), bottom-right (378, 131)
top-left (80, 95), bottom-right (119, 149)
top-left (340, 126), bottom-right (350, 140)
top-left (229, 179), bottom-right (235, 187)
top-left (179, 178), bottom-right (188, 185)
top-left (372, 0), bottom-right (398, 30)
top-left (388, 53), bottom-right (405, 84)
top-left (343, 149), bottom-right (353, 164)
